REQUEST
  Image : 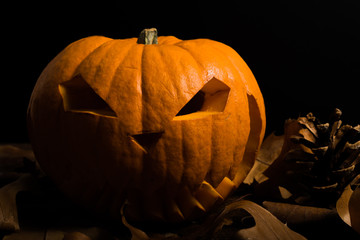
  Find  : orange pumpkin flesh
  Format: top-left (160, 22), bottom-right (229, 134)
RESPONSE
top-left (27, 29), bottom-right (266, 222)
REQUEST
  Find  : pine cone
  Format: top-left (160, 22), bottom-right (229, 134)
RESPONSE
top-left (258, 109), bottom-right (360, 207)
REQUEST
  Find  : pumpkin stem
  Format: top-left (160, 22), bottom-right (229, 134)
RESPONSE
top-left (137, 28), bottom-right (158, 45)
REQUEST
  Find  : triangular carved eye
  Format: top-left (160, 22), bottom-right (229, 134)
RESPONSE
top-left (59, 75), bottom-right (117, 117)
top-left (173, 77), bottom-right (230, 121)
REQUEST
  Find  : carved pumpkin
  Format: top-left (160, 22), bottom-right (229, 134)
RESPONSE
top-left (27, 29), bottom-right (266, 222)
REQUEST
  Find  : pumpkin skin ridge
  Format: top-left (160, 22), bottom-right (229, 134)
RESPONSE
top-left (28, 36), bottom-right (117, 210)
top-left (173, 43), bottom-right (204, 75)
top-left (147, 45), bottom-right (182, 193)
top-left (204, 43), bottom-right (251, 183)
top-left (191, 40), bottom-right (266, 184)
top-left (179, 119), bottom-right (204, 192)
top-left (139, 45), bottom-right (168, 192)
top-left (157, 36), bottom-right (182, 45)
top-left (158, 44), bottom-right (209, 192)
top-left (138, 42), bottom-right (209, 193)
top-left (78, 39), bottom-right (146, 207)
top-left (66, 37), bottom-right (115, 80)
top-left (142, 42), bottom-right (212, 195)
top-left (105, 42), bottom-right (144, 132)
top-left (177, 40), bottom-right (248, 189)
top-left (112, 42), bottom-right (144, 135)
top-left (207, 43), bottom-right (266, 184)
top-left (29, 36), bottom-right (113, 167)
top-left (208, 116), bottom-right (215, 185)
top-left (166, 41), bottom-right (239, 190)
top-left (207, 40), bottom-right (266, 138)
top-left (71, 39), bottom-right (142, 197)
top-left (172, 39), bottom-right (251, 187)
top-left (84, 40), bottom-right (121, 117)
top-left (28, 36), bottom-right (113, 117)
top-left (169, 41), bottom-right (234, 189)
top-left (158, 43), bottom-right (204, 123)
top-left (103, 40), bottom-right (141, 105)
top-left (73, 39), bottom-right (135, 101)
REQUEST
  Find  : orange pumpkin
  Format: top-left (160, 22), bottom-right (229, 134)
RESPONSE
top-left (27, 29), bottom-right (266, 222)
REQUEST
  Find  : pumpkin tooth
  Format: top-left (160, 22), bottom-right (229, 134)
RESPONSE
top-left (165, 198), bottom-right (185, 222)
top-left (215, 177), bottom-right (236, 199)
top-left (176, 186), bottom-right (206, 219)
top-left (194, 181), bottom-right (224, 211)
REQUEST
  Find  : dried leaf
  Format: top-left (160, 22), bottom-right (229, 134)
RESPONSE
top-left (0, 144), bottom-right (40, 188)
top-left (63, 232), bottom-right (92, 240)
top-left (0, 174), bottom-right (37, 231)
top-left (122, 213), bottom-right (150, 240)
top-left (120, 199), bottom-right (306, 240)
top-left (45, 230), bottom-right (66, 240)
top-left (70, 227), bottom-right (120, 240)
top-left (3, 230), bottom-right (47, 240)
top-left (233, 200), bottom-right (306, 240)
top-left (0, 144), bottom-right (35, 164)
top-left (3, 226), bottom-right (120, 240)
top-left (4, 230), bottom-right (66, 240)
top-left (254, 121), bottom-right (311, 200)
top-left (263, 201), bottom-right (337, 225)
top-left (263, 119), bottom-right (305, 180)
top-left (349, 185), bottom-right (360, 234)
top-left (337, 175), bottom-right (360, 234)
top-left (244, 133), bottom-right (284, 184)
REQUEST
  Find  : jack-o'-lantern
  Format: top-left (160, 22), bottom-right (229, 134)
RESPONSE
top-left (27, 28), bottom-right (266, 222)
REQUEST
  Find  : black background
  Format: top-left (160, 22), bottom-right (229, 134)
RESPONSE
top-left (2, 1), bottom-right (359, 142)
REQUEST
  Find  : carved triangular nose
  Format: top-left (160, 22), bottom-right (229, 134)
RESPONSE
top-left (129, 131), bottom-right (164, 154)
